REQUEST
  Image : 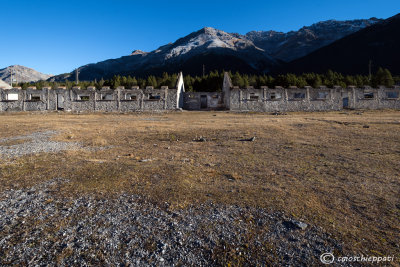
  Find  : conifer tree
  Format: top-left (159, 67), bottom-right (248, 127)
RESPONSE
top-left (121, 76), bottom-right (128, 87)
top-left (132, 77), bottom-right (138, 86)
top-left (169, 73), bottom-right (178, 88)
top-left (111, 75), bottom-right (121, 88)
top-left (372, 67), bottom-right (385, 87)
top-left (98, 78), bottom-right (105, 88)
top-left (147, 75), bottom-right (157, 87)
top-left (138, 78), bottom-right (146, 89)
top-left (231, 72), bottom-right (243, 87)
top-left (383, 68), bottom-right (394, 87)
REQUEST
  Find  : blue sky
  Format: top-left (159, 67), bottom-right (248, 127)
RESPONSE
top-left (1, 0), bottom-right (399, 75)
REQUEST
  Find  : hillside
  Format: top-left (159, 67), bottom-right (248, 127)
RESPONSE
top-left (246, 18), bottom-right (380, 62)
top-left (277, 13), bottom-right (400, 75)
top-left (0, 80), bottom-right (11, 89)
top-left (0, 65), bottom-right (53, 83)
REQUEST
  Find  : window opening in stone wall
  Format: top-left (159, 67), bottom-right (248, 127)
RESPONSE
top-left (294, 92), bottom-right (305, 99)
top-left (30, 95), bottom-right (41, 101)
top-left (386, 91), bottom-right (399, 99)
top-left (149, 93), bottom-right (161, 100)
top-left (249, 93), bottom-right (259, 100)
top-left (6, 93), bottom-right (19, 101)
top-left (124, 94), bottom-right (137, 100)
top-left (270, 92), bottom-right (282, 100)
top-left (364, 92), bottom-right (374, 99)
top-left (317, 92), bottom-right (329, 99)
top-left (101, 94), bottom-right (114, 100)
top-left (77, 95), bottom-right (90, 101)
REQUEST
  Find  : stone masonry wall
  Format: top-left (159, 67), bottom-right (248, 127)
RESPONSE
top-left (0, 87), bottom-right (179, 112)
top-left (227, 86), bottom-right (400, 112)
top-left (0, 83), bottom-right (399, 113)
top-left (183, 92), bottom-right (224, 110)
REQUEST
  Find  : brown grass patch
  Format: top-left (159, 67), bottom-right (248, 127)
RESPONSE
top-left (0, 110), bottom-right (399, 259)
top-left (90, 136), bottom-right (108, 146)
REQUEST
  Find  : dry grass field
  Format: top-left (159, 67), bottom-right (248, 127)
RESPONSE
top-left (0, 110), bottom-right (399, 263)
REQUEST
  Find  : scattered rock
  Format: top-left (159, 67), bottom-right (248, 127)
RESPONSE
top-left (272, 111), bottom-right (287, 115)
top-left (240, 136), bottom-right (256, 142)
top-left (225, 173), bottom-right (242, 181)
top-left (139, 158), bottom-right (154, 162)
top-left (0, 179), bottom-right (343, 266)
top-left (193, 136), bottom-right (207, 142)
top-left (182, 158), bottom-right (194, 164)
top-left (294, 220), bottom-right (308, 230)
top-left (283, 219), bottom-right (308, 230)
top-left (0, 131), bottom-right (81, 159)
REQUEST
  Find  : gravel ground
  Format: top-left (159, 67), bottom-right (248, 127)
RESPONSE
top-left (0, 178), bottom-right (352, 266)
top-left (0, 131), bottom-right (80, 159)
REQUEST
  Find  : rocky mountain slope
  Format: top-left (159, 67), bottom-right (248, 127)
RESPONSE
top-left (53, 27), bottom-right (277, 81)
top-left (0, 79), bottom-right (11, 89)
top-left (0, 65), bottom-right (53, 83)
top-left (52, 18), bottom-right (381, 81)
top-left (246, 18), bottom-right (381, 62)
top-left (277, 13), bottom-right (400, 74)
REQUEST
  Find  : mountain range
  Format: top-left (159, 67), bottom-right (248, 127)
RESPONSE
top-left (3, 14), bottom-right (398, 83)
top-left (50, 17), bottom-right (382, 81)
top-left (245, 18), bottom-right (380, 62)
top-left (276, 13), bottom-right (400, 75)
top-left (0, 65), bottom-right (53, 83)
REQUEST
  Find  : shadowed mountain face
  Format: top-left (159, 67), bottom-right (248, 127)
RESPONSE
top-left (51, 18), bottom-right (381, 81)
top-left (0, 65), bottom-right (53, 83)
top-left (277, 14), bottom-right (400, 75)
top-left (246, 18), bottom-right (380, 62)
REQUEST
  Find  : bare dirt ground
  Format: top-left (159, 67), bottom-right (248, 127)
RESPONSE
top-left (0, 110), bottom-right (399, 266)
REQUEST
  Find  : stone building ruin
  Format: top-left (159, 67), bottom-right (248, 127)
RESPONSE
top-left (220, 73), bottom-right (400, 111)
top-left (0, 73), bottom-right (185, 112)
top-left (0, 72), bottom-right (399, 112)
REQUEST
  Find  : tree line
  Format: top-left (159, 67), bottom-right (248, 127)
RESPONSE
top-left (17, 68), bottom-right (398, 91)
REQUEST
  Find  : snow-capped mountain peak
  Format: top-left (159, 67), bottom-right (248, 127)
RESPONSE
top-left (165, 27), bottom-right (263, 59)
